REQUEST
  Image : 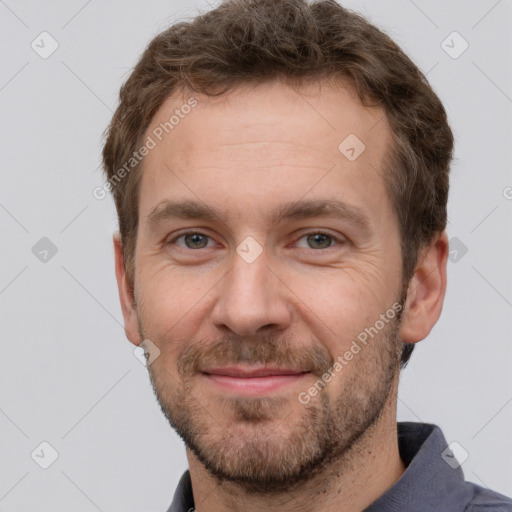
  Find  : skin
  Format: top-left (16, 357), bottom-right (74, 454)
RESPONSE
top-left (114, 78), bottom-right (448, 512)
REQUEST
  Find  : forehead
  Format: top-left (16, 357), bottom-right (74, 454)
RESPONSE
top-left (138, 79), bottom-right (393, 225)
top-left (150, 79), bottom-right (387, 158)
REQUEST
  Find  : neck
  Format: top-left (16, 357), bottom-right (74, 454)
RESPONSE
top-left (186, 388), bottom-right (405, 512)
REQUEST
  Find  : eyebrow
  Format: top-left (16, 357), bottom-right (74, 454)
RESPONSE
top-left (146, 198), bottom-right (372, 233)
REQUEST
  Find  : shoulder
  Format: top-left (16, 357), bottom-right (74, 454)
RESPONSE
top-left (464, 482), bottom-right (512, 511)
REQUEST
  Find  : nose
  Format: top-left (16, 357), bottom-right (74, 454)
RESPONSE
top-left (210, 247), bottom-right (292, 336)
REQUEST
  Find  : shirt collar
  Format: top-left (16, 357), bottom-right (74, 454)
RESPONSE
top-left (364, 422), bottom-right (473, 511)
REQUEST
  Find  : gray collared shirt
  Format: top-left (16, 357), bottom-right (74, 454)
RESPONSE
top-left (166, 422), bottom-right (512, 512)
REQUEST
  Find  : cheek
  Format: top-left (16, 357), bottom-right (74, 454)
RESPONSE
top-left (136, 269), bottom-right (211, 355)
top-left (288, 269), bottom-right (386, 347)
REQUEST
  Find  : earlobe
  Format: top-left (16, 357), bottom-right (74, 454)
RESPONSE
top-left (400, 231), bottom-right (449, 343)
top-left (113, 232), bottom-right (142, 346)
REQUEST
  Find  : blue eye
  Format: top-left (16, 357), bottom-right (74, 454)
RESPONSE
top-left (168, 231), bottom-right (343, 251)
top-left (296, 233), bottom-right (339, 249)
top-left (173, 232), bottom-right (213, 249)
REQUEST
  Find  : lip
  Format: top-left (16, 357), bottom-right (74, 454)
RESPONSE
top-left (203, 365), bottom-right (307, 377)
top-left (202, 366), bottom-right (310, 395)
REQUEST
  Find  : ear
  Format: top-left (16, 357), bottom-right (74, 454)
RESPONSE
top-left (400, 231), bottom-right (448, 343)
top-left (113, 232), bottom-right (142, 347)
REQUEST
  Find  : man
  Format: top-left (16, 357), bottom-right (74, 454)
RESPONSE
top-left (102, 0), bottom-right (512, 510)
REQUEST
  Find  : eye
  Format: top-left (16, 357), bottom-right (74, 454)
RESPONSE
top-left (167, 231), bottom-right (344, 252)
top-left (171, 232), bottom-right (214, 249)
top-left (295, 232), bottom-right (343, 250)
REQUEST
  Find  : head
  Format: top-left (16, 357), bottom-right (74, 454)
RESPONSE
top-left (103, 0), bottom-right (452, 493)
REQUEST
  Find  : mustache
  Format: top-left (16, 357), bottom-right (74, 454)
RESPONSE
top-left (177, 333), bottom-right (334, 378)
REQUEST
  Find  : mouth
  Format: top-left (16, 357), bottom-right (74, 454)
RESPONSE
top-left (201, 366), bottom-right (311, 395)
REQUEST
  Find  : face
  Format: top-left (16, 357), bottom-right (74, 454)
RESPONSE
top-left (122, 79), bottom-right (408, 493)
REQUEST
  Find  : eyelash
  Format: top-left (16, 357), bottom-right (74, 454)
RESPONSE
top-left (167, 231), bottom-right (346, 251)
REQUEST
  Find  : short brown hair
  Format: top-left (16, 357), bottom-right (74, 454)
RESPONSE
top-left (102, 0), bottom-right (454, 368)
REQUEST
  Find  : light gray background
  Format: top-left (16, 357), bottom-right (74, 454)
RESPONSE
top-left (1, 0), bottom-right (511, 511)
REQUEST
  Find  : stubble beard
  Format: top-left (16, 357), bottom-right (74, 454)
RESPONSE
top-left (142, 312), bottom-right (404, 495)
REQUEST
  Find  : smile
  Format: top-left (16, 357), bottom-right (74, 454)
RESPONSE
top-left (202, 366), bottom-right (310, 395)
